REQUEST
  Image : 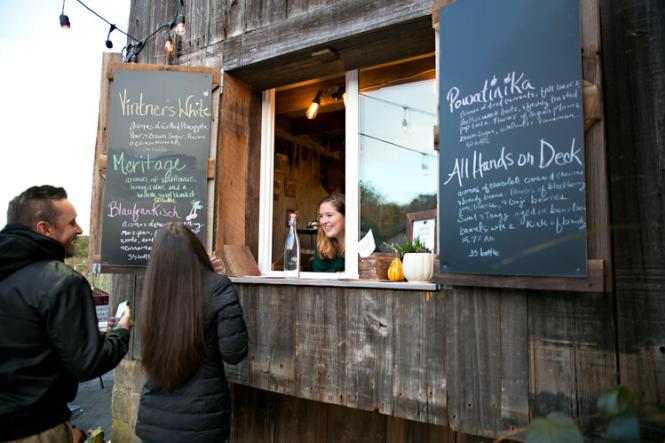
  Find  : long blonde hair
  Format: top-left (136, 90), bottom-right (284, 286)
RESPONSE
top-left (317, 194), bottom-right (345, 260)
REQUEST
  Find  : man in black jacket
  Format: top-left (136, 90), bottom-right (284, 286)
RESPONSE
top-left (0, 185), bottom-right (132, 442)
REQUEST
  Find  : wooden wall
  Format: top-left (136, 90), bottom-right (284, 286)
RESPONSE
top-left (101, 0), bottom-right (665, 441)
top-left (601, 0), bottom-right (665, 440)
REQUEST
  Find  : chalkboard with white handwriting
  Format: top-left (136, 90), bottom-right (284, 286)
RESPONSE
top-left (438, 0), bottom-right (587, 277)
top-left (101, 70), bottom-right (212, 267)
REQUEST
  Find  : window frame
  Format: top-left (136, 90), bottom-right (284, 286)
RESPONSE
top-left (257, 70), bottom-right (360, 279)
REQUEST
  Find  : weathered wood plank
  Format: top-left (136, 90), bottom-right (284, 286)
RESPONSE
top-left (286, 0), bottom-right (330, 19)
top-left (344, 290), bottom-right (394, 413)
top-left (444, 288), bottom-right (505, 438)
top-left (88, 52), bottom-right (119, 265)
top-left (228, 285), bottom-right (448, 426)
top-left (499, 290), bottom-right (529, 432)
top-left (110, 273), bottom-right (138, 358)
top-left (527, 290), bottom-right (616, 440)
top-left (243, 86), bottom-right (262, 259)
top-left (294, 286), bottom-right (346, 403)
top-left (387, 415), bottom-right (455, 443)
top-left (392, 292), bottom-right (428, 422)
top-left (325, 402), bottom-right (388, 442)
top-left (600, 0), bottom-right (665, 440)
top-left (224, 0), bottom-right (431, 70)
top-left (435, 260), bottom-right (605, 293)
top-left (216, 73), bottom-right (252, 250)
top-left (227, 16), bottom-right (434, 90)
top-left (245, 0), bottom-right (288, 32)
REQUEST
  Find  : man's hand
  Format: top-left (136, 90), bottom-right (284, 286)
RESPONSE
top-left (117, 305), bottom-right (133, 331)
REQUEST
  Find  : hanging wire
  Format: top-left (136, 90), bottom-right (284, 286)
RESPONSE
top-left (62, 0), bottom-right (186, 62)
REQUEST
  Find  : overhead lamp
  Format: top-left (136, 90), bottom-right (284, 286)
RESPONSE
top-left (306, 90), bottom-right (322, 120)
top-left (105, 24), bottom-right (116, 49)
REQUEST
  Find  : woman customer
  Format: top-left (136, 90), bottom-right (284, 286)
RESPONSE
top-left (314, 193), bottom-right (345, 272)
top-left (135, 222), bottom-right (248, 443)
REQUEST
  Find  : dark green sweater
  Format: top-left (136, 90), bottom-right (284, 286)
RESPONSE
top-left (313, 251), bottom-right (345, 272)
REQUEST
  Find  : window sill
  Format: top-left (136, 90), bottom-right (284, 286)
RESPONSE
top-left (229, 276), bottom-right (438, 291)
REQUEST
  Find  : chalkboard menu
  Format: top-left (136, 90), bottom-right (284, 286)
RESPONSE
top-left (438, 0), bottom-right (587, 277)
top-left (101, 70), bottom-right (213, 267)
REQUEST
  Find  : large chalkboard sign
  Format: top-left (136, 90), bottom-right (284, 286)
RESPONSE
top-left (101, 70), bottom-right (213, 267)
top-left (438, 0), bottom-right (587, 277)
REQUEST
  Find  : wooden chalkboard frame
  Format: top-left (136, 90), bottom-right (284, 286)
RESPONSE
top-left (88, 55), bottom-right (221, 273)
top-left (430, 0), bottom-right (611, 293)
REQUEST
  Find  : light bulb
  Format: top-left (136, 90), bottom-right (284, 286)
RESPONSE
top-left (401, 107), bottom-right (410, 132)
top-left (60, 14), bottom-right (71, 29)
top-left (175, 14), bottom-right (186, 36)
top-left (163, 31), bottom-right (175, 54)
top-left (306, 90), bottom-right (322, 120)
top-left (306, 101), bottom-right (319, 120)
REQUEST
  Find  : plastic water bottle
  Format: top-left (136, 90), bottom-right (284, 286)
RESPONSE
top-left (284, 213), bottom-right (300, 277)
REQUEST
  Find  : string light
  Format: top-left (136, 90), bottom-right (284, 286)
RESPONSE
top-left (58, 0), bottom-right (187, 63)
top-left (60, 0), bottom-right (70, 29)
top-left (105, 24), bottom-right (116, 49)
top-left (163, 29), bottom-right (175, 54)
top-left (306, 85), bottom-right (346, 119)
top-left (306, 90), bottom-right (322, 120)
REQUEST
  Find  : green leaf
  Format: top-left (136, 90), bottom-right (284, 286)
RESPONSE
top-left (597, 385), bottom-right (635, 417)
top-left (525, 412), bottom-right (583, 443)
top-left (607, 411), bottom-right (640, 443)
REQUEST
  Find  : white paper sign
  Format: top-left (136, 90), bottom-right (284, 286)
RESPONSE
top-left (357, 229), bottom-right (376, 258)
top-left (413, 219), bottom-right (435, 252)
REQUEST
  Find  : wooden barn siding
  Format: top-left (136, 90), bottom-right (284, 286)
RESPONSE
top-left (228, 284), bottom-right (448, 427)
top-left (109, 0), bottom-right (664, 440)
top-left (601, 0), bottom-right (665, 439)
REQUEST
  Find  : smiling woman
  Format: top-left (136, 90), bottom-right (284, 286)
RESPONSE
top-left (314, 193), bottom-right (345, 272)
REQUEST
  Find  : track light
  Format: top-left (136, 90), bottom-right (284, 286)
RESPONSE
top-left (105, 24), bottom-right (116, 49)
top-left (306, 90), bottom-right (323, 120)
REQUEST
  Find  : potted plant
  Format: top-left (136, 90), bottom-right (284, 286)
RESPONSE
top-left (394, 236), bottom-right (433, 283)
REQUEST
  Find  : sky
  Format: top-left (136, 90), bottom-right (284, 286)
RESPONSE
top-left (0, 0), bottom-right (131, 233)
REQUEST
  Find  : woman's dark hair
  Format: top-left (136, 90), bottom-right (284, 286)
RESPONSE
top-left (317, 193), bottom-right (345, 260)
top-left (7, 185), bottom-right (67, 227)
top-left (140, 222), bottom-right (213, 391)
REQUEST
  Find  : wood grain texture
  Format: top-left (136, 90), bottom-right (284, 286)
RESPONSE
top-left (230, 383), bottom-right (459, 443)
top-left (222, 0), bottom-right (432, 71)
top-left (434, 260), bottom-right (605, 293)
top-left (601, 0), bottom-right (665, 440)
top-left (88, 53), bottom-right (119, 264)
top-left (216, 73), bottom-right (252, 250)
top-left (231, 284), bottom-right (448, 426)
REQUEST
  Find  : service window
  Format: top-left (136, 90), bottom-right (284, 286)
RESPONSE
top-left (257, 55), bottom-right (437, 279)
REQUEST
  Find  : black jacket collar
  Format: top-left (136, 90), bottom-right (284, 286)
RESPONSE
top-left (0, 224), bottom-right (64, 281)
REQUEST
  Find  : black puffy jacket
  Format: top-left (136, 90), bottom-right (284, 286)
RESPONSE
top-left (135, 272), bottom-right (248, 443)
top-left (0, 224), bottom-right (130, 441)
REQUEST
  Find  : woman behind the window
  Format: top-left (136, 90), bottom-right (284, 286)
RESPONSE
top-left (136, 222), bottom-right (248, 443)
top-left (314, 194), bottom-right (345, 272)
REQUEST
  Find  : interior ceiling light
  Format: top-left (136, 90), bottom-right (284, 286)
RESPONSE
top-left (306, 90), bottom-right (323, 120)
